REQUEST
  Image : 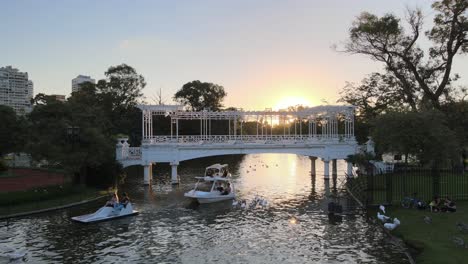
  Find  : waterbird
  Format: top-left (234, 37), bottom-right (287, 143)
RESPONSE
top-left (379, 205), bottom-right (386, 214)
top-left (452, 236), bottom-right (465, 247)
top-left (240, 201), bottom-right (247, 209)
top-left (423, 216), bottom-right (432, 224)
top-left (377, 212), bottom-right (390, 222)
top-left (456, 222), bottom-right (468, 233)
top-left (384, 218), bottom-right (400, 231)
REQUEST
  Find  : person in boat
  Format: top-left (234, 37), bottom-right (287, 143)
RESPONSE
top-left (117, 192), bottom-right (130, 209)
top-left (215, 182), bottom-right (224, 192)
top-left (105, 193), bottom-right (119, 207)
top-left (222, 183), bottom-right (231, 195)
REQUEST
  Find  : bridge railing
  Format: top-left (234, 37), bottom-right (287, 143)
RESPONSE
top-left (141, 135), bottom-right (354, 145)
top-left (127, 147), bottom-right (142, 159)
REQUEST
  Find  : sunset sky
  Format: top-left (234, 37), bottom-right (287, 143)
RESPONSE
top-left (2, 0), bottom-right (467, 110)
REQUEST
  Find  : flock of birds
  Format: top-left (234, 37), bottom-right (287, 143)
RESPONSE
top-left (377, 205), bottom-right (468, 248)
top-left (243, 161), bottom-right (278, 174)
top-left (232, 196), bottom-right (269, 209)
top-left (377, 205), bottom-right (401, 231)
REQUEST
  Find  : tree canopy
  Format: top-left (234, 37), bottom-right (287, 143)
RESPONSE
top-left (96, 63), bottom-right (146, 110)
top-left (174, 80), bottom-right (227, 111)
top-left (372, 111), bottom-right (459, 166)
top-left (342, 0), bottom-right (467, 110)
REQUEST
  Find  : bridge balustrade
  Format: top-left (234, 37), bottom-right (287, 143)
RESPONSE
top-left (141, 134), bottom-right (352, 145)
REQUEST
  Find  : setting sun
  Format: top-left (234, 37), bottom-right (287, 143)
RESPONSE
top-left (274, 96), bottom-right (312, 110)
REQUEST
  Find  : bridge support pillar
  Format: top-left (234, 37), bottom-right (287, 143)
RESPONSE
top-left (347, 162), bottom-right (354, 178)
top-left (309, 157), bottom-right (317, 177)
top-left (322, 158), bottom-right (330, 179)
top-left (143, 164), bottom-right (152, 185)
top-left (171, 163), bottom-right (179, 185)
top-left (332, 159), bottom-right (337, 177)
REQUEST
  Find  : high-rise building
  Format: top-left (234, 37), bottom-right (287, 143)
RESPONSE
top-left (0, 66), bottom-right (34, 115)
top-left (72, 75), bottom-right (95, 93)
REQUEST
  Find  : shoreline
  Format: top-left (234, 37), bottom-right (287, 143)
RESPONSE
top-left (0, 195), bottom-right (107, 220)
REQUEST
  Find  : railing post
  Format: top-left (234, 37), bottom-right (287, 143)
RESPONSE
top-left (386, 171), bottom-right (393, 205)
top-left (432, 165), bottom-right (440, 198)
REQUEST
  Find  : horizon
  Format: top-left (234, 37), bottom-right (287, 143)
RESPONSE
top-left (2, 0), bottom-right (467, 110)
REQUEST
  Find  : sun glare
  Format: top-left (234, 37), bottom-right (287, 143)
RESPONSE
top-left (274, 96), bottom-right (312, 110)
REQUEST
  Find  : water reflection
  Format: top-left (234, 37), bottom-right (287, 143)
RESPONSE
top-left (0, 154), bottom-right (409, 263)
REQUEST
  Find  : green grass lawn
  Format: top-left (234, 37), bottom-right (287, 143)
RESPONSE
top-left (384, 202), bottom-right (468, 264)
top-left (0, 185), bottom-right (109, 217)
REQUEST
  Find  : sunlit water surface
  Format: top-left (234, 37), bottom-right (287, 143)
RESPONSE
top-left (0, 154), bottom-right (409, 263)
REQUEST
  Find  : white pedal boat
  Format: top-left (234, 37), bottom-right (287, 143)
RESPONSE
top-left (184, 164), bottom-right (236, 204)
top-left (71, 202), bottom-right (138, 223)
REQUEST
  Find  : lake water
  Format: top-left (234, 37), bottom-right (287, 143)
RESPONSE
top-left (0, 154), bottom-right (409, 263)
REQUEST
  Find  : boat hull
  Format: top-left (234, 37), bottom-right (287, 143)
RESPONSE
top-left (185, 190), bottom-right (235, 204)
top-left (71, 203), bottom-right (139, 223)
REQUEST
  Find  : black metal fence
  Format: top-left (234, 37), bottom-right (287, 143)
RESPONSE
top-left (346, 167), bottom-right (468, 206)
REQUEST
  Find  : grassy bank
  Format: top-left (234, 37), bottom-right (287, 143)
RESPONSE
top-left (0, 185), bottom-right (109, 217)
top-left (385, 202), bottom-right (468, 263)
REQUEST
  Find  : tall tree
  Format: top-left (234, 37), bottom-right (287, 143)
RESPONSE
top-left (93, 64), bottom-right (145, 145)
top-left (97, 64), bottom-right (146, 110)
top-left (174, 80), bottom-right (227, 111)
top-left (343, 0), bottom-right (467, 109)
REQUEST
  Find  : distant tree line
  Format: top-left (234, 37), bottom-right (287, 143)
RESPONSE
top-left (0, 65), bottom-right (236, 187)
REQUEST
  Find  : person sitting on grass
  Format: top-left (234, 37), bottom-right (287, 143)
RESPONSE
top-left (429, 196), bottom-right (441, 212)
top-left (105, 193), bottom-right (119, 207)
top-left (442, 197), bottom-right (456, 213)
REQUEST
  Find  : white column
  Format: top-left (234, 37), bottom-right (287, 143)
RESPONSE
top-left (332, 159), bottom-right (337, 177)
top-left (347, 161), bottom-right (354, 178)
top-left (323, 158), bottom-right (330, 179)
top-left (143, 164), bottom-right (152, 185)
top-left (171, 162), bottom-right (179, 184)
top-left (149, 111), bottom-right (153, 139)
top-left (310, 156), bottom-right (317, 176)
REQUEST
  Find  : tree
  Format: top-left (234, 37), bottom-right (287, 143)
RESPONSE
top-left (97, 64), bottom-right (146, 110)
top-left (0, 105), bottom-right (26, 156)
top-left (91, 64), bottom-right (145, 145)
top-left (339, 73), bottom-right (411, 119)
top-left (343, 0), bottom-right (467, 110)
top-left (174, 80), bottom-right (227, 111)
top-left (28, 90), bottom-right (115, 185)
top-left (372, 110), bottom-right (459, 166)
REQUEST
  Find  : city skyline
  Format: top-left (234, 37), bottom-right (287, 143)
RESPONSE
top-left (2, 0), bottom-right (467, 110)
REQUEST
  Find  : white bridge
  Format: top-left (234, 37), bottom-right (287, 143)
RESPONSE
top-left (116, 105), bottom-right (358, 184)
